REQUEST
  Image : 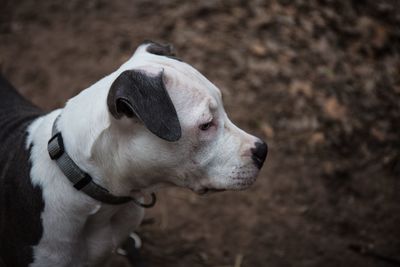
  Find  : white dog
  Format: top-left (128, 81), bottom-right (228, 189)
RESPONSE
top-left (0, 41), bottom-right (267, 267)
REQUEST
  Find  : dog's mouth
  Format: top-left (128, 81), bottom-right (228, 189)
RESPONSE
top-left (196, 188), bottom-right (226, 195)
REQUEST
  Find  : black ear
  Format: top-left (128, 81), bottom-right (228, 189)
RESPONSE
top-left (143, 40), bottom-right (182, 61)
top-left (107, 70), bottom-right (181, 142)
top-left (144, 40), bottom-right (175, 56)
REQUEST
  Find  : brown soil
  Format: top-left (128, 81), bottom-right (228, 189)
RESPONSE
top-left (1, 1), bottom-right (399, 266)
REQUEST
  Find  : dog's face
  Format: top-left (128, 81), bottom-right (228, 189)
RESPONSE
top-left (104, 42), bottom-right (267, 194)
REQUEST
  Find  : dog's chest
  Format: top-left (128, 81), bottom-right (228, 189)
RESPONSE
top-left (84, 204), bottom-right (144, 265)
top-left (89, 205), bottom-right (146, 265)
top-left (31, 201), bottom-right (143, 267)
top-left (83, 205), bottom-right (128, 265)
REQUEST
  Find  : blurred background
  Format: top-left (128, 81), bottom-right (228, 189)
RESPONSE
top-left (0, 0), bottom-right (399, 266)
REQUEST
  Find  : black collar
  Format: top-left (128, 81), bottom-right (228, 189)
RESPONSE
top-left (47, 114), bottom-right (156, 207)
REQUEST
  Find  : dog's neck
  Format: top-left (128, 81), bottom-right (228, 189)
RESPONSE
top-left (48, 84), bottom-right (162, 198)
top-left (27, 109), bottom-right (145, 266)
top-left (29, 50), bottom-right (177, 200)
top-left (53, 53), bottom-right (159, 195)
top-left (26, 79), bottom-right (128, 204)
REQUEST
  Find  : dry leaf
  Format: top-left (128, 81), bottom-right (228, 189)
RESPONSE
top-left (370, 127), bottom-right (386, 142)
top-left (249, 42), bottom-right (267, 57)
top-left (290, 80), bottom-right (313, 97)
top-left (323, 97), bottom-right (347, 120)
top-left (261, 122), bottom-right (275, 139)
top-left (309, 132), bottom-right (325, 146)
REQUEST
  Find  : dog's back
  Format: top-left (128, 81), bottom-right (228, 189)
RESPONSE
top-left (0, 75), bottom-right (43, 126)
top-left (0, 75), bottom-right (45, 267)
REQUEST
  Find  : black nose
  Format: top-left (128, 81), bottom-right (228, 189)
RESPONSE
top-left (251, 141), bottom-right (268, 169)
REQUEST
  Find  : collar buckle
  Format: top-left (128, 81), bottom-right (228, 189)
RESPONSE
top-left (48, 132), bottom-right (64, 160)
top-left (73, 173), bottom-right (93, 190)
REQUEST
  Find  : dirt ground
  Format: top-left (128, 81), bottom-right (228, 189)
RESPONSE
top-left (1, 0), bottom-right (399, 266)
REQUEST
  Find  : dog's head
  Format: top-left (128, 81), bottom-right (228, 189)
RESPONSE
top-left (95, 42), bottom-right (267, 195)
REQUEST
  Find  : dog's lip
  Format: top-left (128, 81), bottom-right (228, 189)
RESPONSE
top-left (196, 188), bottom-right (226, 195)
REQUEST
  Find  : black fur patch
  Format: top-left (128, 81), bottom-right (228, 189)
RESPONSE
top-left (107, 70), bottom-right (182, 142)
top-left (144, 41), bottom-right (182, 61)
top-left (0, 74), bottom-right (45, 267)
top-left (144, 41), bottom-right (174, 56)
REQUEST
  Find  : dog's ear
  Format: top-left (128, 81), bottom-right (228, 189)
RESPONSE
top-left (107, 70), bottom-right (181, 142)
top-left (144, 41), bottom-right (175, 56)
top-left (142, 41), bottom-right (182, 61)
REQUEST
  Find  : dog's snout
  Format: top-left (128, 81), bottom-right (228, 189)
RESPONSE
top-left (251, 141), bottom-right (268, 169)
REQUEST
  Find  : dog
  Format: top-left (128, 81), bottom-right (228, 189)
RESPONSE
top-left (0, 41), bottom-right (268, 267)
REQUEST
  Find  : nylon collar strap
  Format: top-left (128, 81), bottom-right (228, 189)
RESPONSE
top-left (47, 115), bottom-right (156, 207)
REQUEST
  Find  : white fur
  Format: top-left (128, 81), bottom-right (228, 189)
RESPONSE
top-left (27, 43), bottom-right (262, 266)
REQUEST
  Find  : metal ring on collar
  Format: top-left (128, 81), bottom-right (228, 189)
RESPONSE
top-left (131, 193), bottom-right (157, 208)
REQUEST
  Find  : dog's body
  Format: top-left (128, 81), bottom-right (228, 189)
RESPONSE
top-left (0, 42), bottom-right (267, 267)
top-left (0, 76), bottom-right (44, 266)
top-left (0, 74), bottom-right (143, 267)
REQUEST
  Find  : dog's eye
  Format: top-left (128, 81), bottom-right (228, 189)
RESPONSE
top-left (199, 122), bottom-right (212, 131)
